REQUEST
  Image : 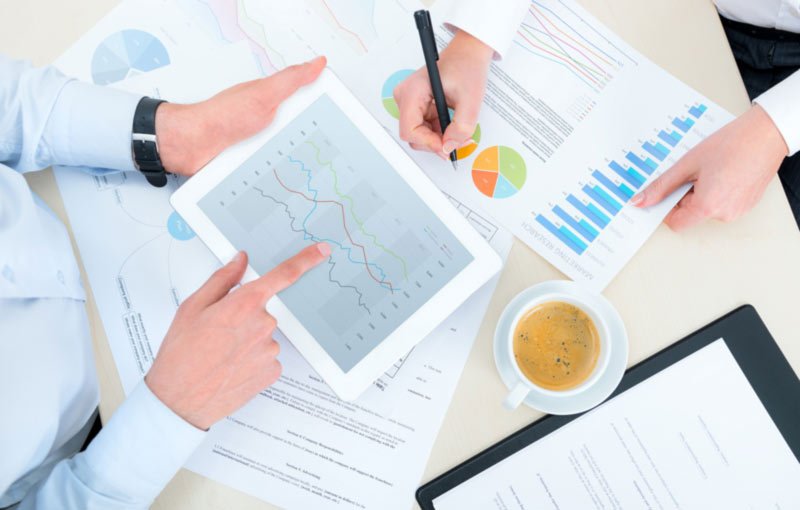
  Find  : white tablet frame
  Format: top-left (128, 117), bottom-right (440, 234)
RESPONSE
top-left (171, 68), bottom-right (502, 401)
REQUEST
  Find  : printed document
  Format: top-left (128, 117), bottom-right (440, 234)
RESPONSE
top-left (342, 0), bottom-right (735, 289)
top-left (433, 339), bottom-right (800, 509)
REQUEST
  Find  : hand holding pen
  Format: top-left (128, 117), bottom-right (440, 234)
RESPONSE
top-left (415, 10), bottom-right (458, 169)
top-left (392, 12), bottom-right (495, 166)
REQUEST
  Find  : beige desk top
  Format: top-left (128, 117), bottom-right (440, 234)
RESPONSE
top-left (2, 0), bottom-right (799, 508)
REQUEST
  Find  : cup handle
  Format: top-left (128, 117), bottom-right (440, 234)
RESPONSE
top-left (502, 382), bottom-right (530, 411)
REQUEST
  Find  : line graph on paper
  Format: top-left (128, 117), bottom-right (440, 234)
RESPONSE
top-left (199, 95), bottom-right (473, 371)
top-left (514, 0), bottom-right (638, 93)
top-left (178, 0), bottom-right (433, 75)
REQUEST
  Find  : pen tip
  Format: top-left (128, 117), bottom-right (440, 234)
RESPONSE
top-left (451, 160), bottom-right (458, 171)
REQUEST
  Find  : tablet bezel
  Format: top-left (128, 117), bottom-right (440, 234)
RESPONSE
top-left (171, 68), bottom-right (502, 401)
top-left (416, 304), bottom-right (800, 508)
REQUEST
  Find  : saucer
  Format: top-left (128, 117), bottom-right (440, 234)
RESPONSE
top-left (493, 280), bottom-right (628, 415)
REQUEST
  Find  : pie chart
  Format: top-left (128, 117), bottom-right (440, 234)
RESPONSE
top-left (381, 69), bottom-right (414, 119)
top-left (472, 146), bottom-right (526, 199)
top-left (91, 29), bottom-right (170, 85)
top-left (456, 118), bottom-right (481, 160)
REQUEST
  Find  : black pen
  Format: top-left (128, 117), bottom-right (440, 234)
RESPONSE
top-left (414, 10), bottom-right (458, 170)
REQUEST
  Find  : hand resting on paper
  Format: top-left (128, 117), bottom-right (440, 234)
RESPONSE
top-left (154, 56), bottom-right (327, 176)
top-left (631, 105), bottom-right (789, 231)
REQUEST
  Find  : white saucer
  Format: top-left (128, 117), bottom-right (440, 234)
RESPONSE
top-left (493, 281), bottom-right (629, 415)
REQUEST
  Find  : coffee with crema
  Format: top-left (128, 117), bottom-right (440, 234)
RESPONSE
top-left (512, 301), bottom-right (600, 391)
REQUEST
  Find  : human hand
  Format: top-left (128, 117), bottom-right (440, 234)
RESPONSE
top-left (155, 56), bottom-right (327, 176)
top-left (145, 243), bottom-right (330, 430)
top-left (394, 30), bottom-right (494, 158)
top-left (631, 105), bottom-right (789, 231)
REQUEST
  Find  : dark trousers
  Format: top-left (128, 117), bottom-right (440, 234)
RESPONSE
top-left (721, 16), bottom-right (800, 229)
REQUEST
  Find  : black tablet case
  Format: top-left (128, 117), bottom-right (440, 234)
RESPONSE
top-left (416, 305), bottom-right (800, 508)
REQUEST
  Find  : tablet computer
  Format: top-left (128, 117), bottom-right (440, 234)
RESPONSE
top-left (417, 305), bottom-right (800, 508)
top-left (171, 68), bottom-right (502, 401)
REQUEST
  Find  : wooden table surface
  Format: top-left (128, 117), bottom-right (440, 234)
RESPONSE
top-left (2, 0), bottom-right (799, 508)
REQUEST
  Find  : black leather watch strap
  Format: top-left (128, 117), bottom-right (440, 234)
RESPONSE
top-left (132, 97), bottom-right (168, 188)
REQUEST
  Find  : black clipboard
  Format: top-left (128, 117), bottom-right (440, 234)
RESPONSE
top-left (416, 305), bottom-right (800, 508)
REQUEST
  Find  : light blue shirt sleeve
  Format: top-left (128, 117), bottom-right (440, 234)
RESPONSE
top-left (0, 54), bottom-right (141, 173)
top-left (0, 55), bottom-right (207, 509)
top-left (19, 382), bottom-right (207, 510)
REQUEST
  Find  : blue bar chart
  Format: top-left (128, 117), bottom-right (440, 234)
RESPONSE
top-left (658, 129), bottom-right (682, 147)
top-left (689, 104), bottom-right (707, 118)
top-left (536, 215), bottom-right (588, 254)
top-left (593, 170), bottom-right (634, 201)
top-left (643, 142), bottom-right (669, 161)
top-left (567, 194), bottom-right (609, 228)
top-left (534, 104), bottom-right (707, 255)
top-left (672, 116), bottom-right (695, 132)
top-left (626, 152), bottom-right (657, 175)
top-left (609, 160), bottom-right (645, 188)
top-left (553, 205), bottom-right (598, 241)
top-left (584, 185), bottom-right (621, 215)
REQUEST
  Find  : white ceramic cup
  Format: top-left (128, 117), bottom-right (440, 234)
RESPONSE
top-left (501, 291), bottom-right (612, 411)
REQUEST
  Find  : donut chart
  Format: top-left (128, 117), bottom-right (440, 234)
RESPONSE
top-left (381, 69), bottom-right (414, 119)
top-left (91, 29), bottom-right (170, 85)
top-left (471, 146), bottom-right (526, 199)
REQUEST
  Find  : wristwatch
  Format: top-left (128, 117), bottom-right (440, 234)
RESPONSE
top-left (131, 97), bottom-right (169, 188)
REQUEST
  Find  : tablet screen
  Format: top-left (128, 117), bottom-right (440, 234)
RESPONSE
top-left (198, 94), bottom-right (474, 372)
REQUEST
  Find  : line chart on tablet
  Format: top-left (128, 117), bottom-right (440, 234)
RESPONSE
top-left (199, 96), bottom-right (473, 371)
top-left (220, 131), bottom-right (416, 310)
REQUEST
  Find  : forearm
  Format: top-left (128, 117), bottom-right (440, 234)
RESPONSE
top-left (0, 55), bottom-right (141, 174)
top-left (443, 0), bottom-right (529, 59)
top-left (17, 381), bottom-right (205, 510)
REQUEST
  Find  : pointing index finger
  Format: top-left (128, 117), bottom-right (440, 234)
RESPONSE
top-left (244, 242), bottom-right (331, 302)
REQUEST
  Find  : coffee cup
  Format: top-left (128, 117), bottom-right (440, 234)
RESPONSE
top-left (500, 290), bottom-right (612, 411)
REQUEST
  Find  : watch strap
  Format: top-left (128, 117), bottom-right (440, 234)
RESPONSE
top-left (132, 97), bottom-right (168, 188)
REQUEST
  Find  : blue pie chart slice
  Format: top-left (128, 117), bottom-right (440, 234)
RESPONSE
top-left (381, 69), bottom-right (414, 119)
top-left (493, 173), bottom-right (518, 199)
top-left (91, 30), bottom-right (170, 85)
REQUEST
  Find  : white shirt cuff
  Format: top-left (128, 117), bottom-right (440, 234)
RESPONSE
top-left (74, 380), bottom-right (206, 505)
top-left (753, 69), bottom-right (800, 156)
top-left (443, 0), bottom-right (529, 59)
top-left (43, 79), bottom-right (142, 172)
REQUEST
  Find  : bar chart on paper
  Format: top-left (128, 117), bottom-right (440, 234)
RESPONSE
top-left (535, 103), bottom-right (709, 256)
